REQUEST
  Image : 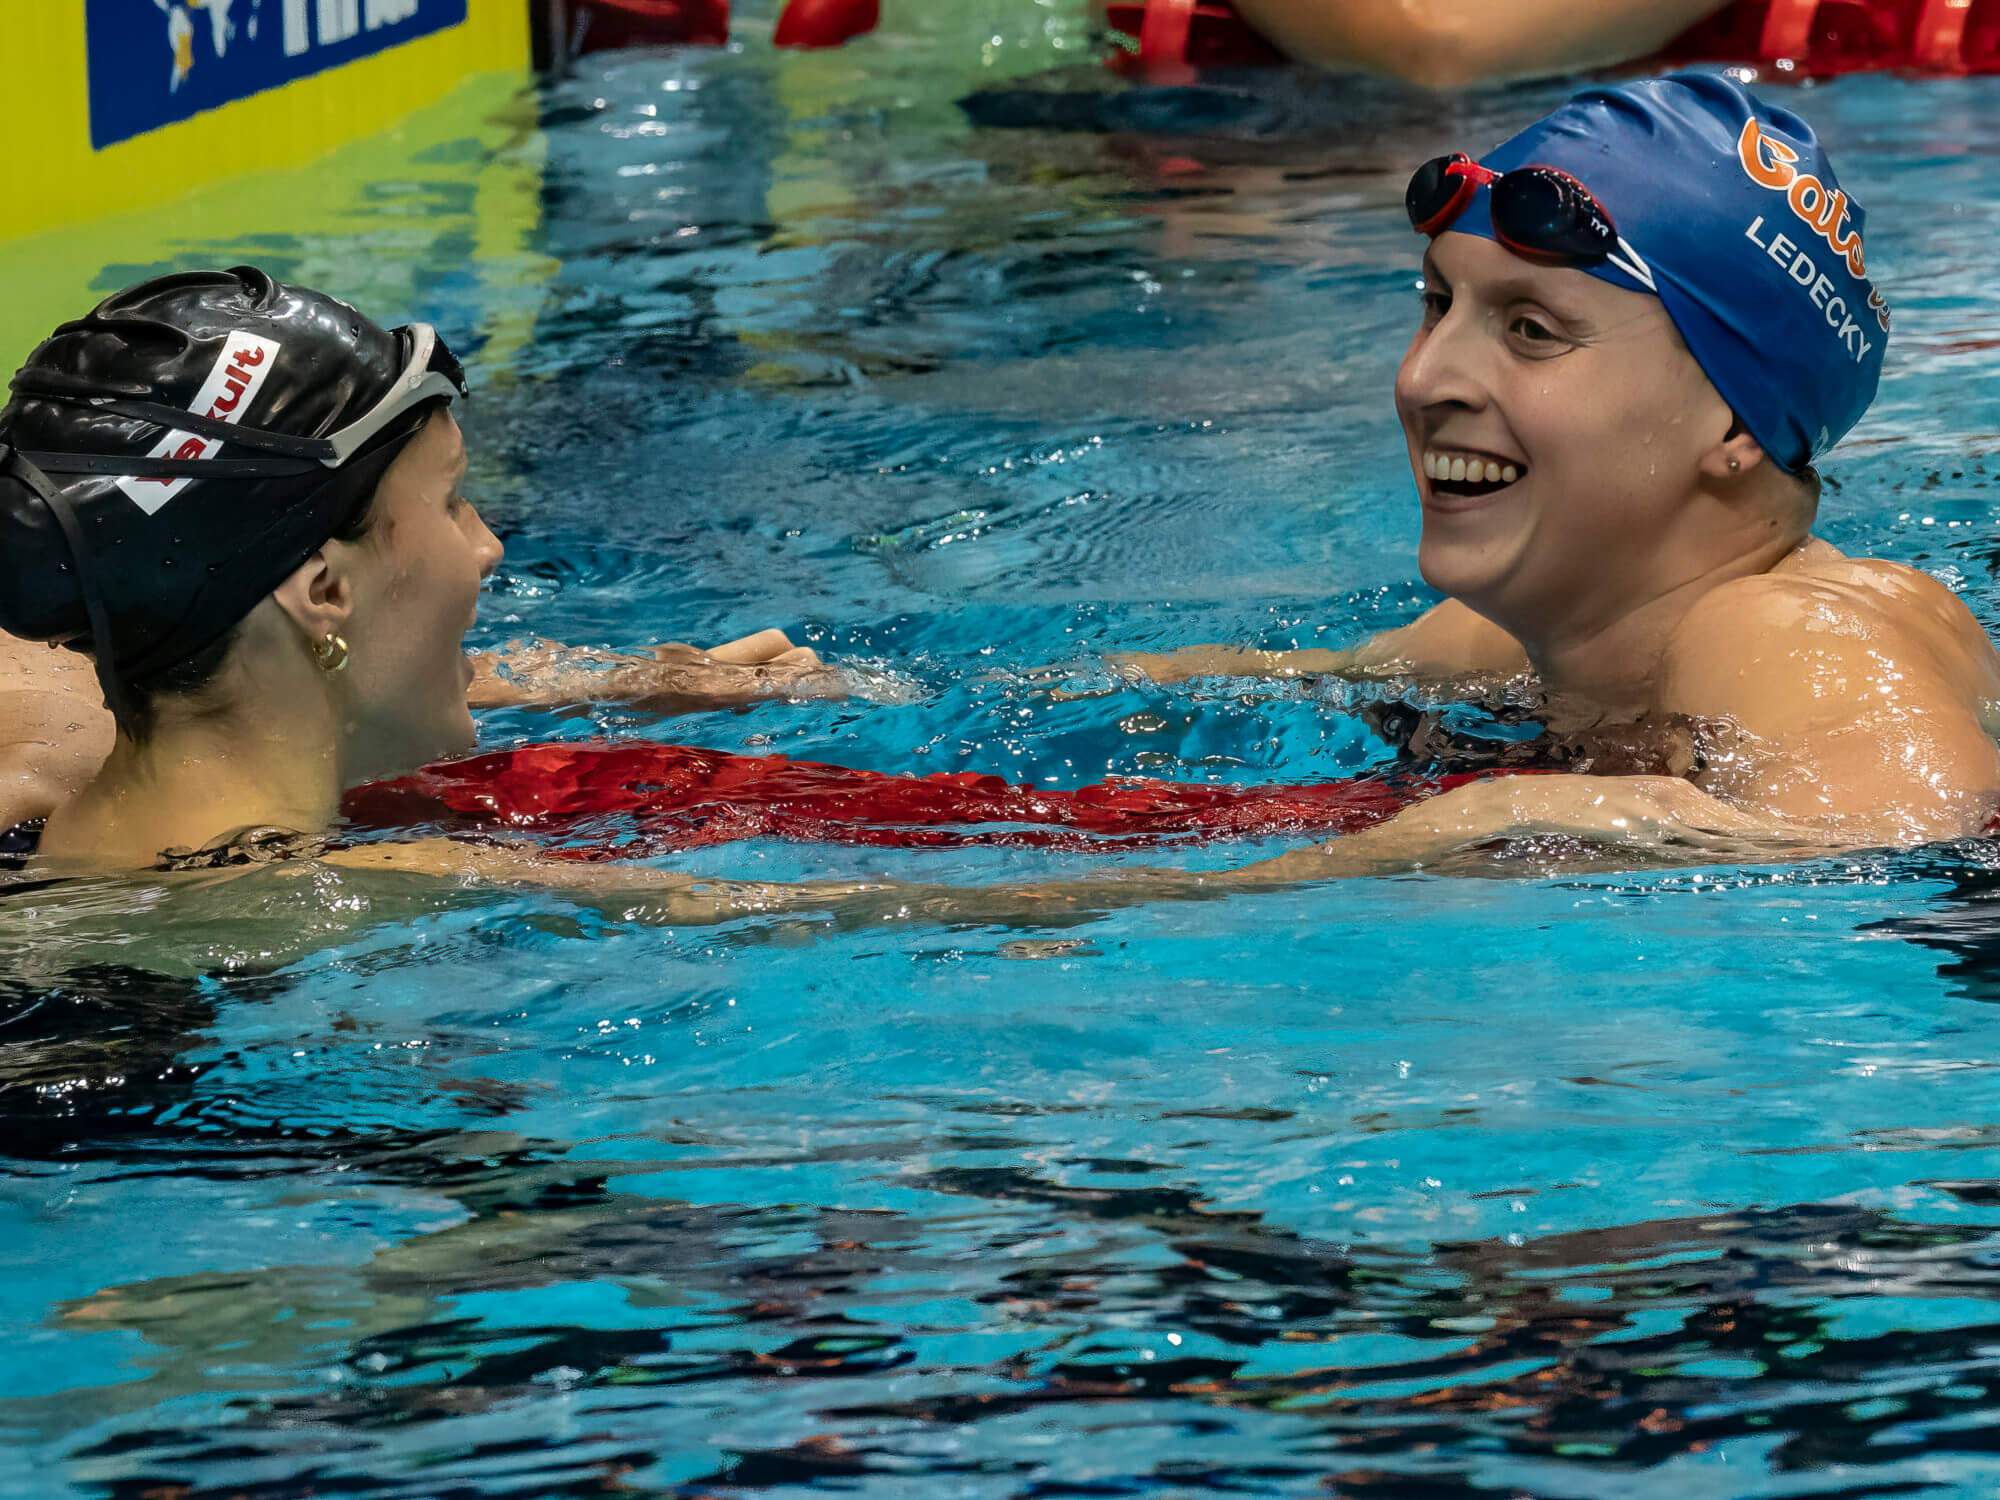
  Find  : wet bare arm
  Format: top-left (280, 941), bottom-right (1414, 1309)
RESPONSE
top-left (468, 629), bottom-right (846, 714)
top-left (324, 832), bottom-right (1270, 932)
top-left (0, 625), bottom-right (844, 828)
top-left (1229, 772), bottom-right (1823, 886)
top-left (320, 774), bottom-right (1787, 934)
top-left (1222, 0), bottom-right (1731, 88)
top-left (324, 837), bottom-right (903, 923)
top-left (1231, 570), bottom-right (2000, 878)
top-left (1110, 601), bottom-right (1527, 687)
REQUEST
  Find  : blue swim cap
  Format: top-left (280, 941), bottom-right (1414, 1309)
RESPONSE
top-left (1446, 72), bottom-right (1887, 473)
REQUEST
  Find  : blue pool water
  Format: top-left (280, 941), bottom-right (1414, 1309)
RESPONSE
top-left (15, 7), bottom-right (2000, 1495)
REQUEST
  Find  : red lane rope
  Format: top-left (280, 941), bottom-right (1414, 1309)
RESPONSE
top-left (547, 0), bottom-right (730, 54)
top-left (1661, 0), bottom-right (2000, 73)
top-left (343, 742), bottom-right (1516, 859)
top-left (774, 0), bottom-right (879, 48)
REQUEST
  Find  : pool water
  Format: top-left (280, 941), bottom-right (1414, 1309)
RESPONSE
top-left (13, 6), bottom-right (2000, 1495)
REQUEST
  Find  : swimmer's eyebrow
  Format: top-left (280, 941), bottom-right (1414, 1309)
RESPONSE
top-left (1422, 251), bottom-right (1602, 335)
top-left (1477, 271), bottom-right (1601, 336)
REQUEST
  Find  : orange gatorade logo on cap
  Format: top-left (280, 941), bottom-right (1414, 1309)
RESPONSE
top-left (1737, 115), bottom-right (1889, 339)
top-left (116, 332), bottom-right (282, 515)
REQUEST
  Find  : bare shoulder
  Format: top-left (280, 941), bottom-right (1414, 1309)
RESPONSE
top-left (1676, 556), bottom-right (1990, 655)
top-left (1663, 555), bottom-right (2000, 721)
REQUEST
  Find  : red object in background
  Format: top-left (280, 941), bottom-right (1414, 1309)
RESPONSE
top-left (1104, 0), bottom-right (1285, 76)
top-left (343, 741), bottom-right (1504, 858)
top-left (533, 0), bottom-right (729, 64)
top-left (774, 0), bottom-right (880, 49)
top-left (1104, 0), bottom-right (2000, 77)
top-left (1660, 0), bottom-right (2000, 74)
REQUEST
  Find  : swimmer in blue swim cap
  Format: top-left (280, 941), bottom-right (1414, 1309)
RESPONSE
top-left (1123, 73), bottom-right (2000, 860)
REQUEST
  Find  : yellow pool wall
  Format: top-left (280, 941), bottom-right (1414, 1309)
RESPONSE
top-left (19, 2), bottom-right (531, 242)
top-left (9, 2), bottom-right (539, 373)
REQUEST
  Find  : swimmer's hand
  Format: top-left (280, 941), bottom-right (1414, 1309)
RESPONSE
top-left (1109, 603), bottom-right (1532, 689)
top-left (1108, 645), bottom-right (1361, 686)
top-left (468, 629), bottom-right (847, 716)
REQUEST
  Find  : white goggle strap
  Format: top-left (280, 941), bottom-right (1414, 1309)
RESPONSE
top-left (1607, 236), bottom-right (1657, 293)
top-left (320, 324), bottom-right (460, 467)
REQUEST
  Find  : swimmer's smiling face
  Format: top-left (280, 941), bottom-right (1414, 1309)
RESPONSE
top-left (1394, 232), bottom-right (1739, 639)
top-left (332, 410), bottom-right (502, 780)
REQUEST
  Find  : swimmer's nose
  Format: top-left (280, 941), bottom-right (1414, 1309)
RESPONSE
top-left (1394, 304), bottom-right (1491, 421)
top-left (470, 503), bottom-right (504, 579)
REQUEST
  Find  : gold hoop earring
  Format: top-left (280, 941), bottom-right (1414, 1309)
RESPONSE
top-left (313, 633), bottom-right (350, 674)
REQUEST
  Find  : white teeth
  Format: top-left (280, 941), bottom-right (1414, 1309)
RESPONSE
top-left (1423, 450), bottom-right (1525, 486)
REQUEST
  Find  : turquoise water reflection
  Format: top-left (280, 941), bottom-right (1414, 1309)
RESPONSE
top-left (12, 4), bottom-right (2000, 1495)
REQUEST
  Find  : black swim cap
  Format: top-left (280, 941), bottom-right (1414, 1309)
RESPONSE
top-left (0, 266), bottom-right (465, 721)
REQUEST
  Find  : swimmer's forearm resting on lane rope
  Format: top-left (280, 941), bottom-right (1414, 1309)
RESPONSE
top-left (1110, 600), bottom-right (1525, 687)
top-left (353, 581), bottom-right (2000, 913)
top-left (466, 628), bottom-right (844, 711)
top-left (316, 773), bottom-right (1837, 929)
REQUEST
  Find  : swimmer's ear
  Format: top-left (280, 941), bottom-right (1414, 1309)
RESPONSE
top-left (1702, 415), bottom-right (1769, 483)
top-left (270, 546), bottom-right (357, 656)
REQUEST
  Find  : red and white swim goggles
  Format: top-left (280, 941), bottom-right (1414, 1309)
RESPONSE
top-left (1407, 153), bottom-right (1655, 292)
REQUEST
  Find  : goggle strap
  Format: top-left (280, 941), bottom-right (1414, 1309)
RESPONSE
top-left (7, 325), bottom-right (465, 479)
top-left (37, 392), bottom-right (337, 463)
top-left (321, 369), bottom-right (462, 466)
top-left (20, 449), bottom-right (323, 480)
top-left (0, 444), bottom-right (135, 729)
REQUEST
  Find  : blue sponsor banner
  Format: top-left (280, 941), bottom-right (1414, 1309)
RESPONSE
top-left (86, 0), bottom-right (471, 149)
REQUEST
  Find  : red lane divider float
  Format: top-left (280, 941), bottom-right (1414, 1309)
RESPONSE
top-left (1661, 0), bottom-right (2000, 74)
top-left (1105, 0), bottom-right (1286, 79)
top-left (534, 0), bottom-right (878, 55)
top-left (537, 0), bottom-right (729, 57)
top-left (774, 0), bottom-right (880, 49)
top-left (343, 741), bottom-right (1518, 859)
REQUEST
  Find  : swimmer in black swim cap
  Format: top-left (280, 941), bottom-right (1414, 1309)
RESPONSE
top-left (0, 269), bottom-right (837, 868)
top-left (0, 267), bottom-right (843, 838)
top-left (0, 268), bottom-right (503, 863)
top-left (2, 269), bottom-right (479, 740)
